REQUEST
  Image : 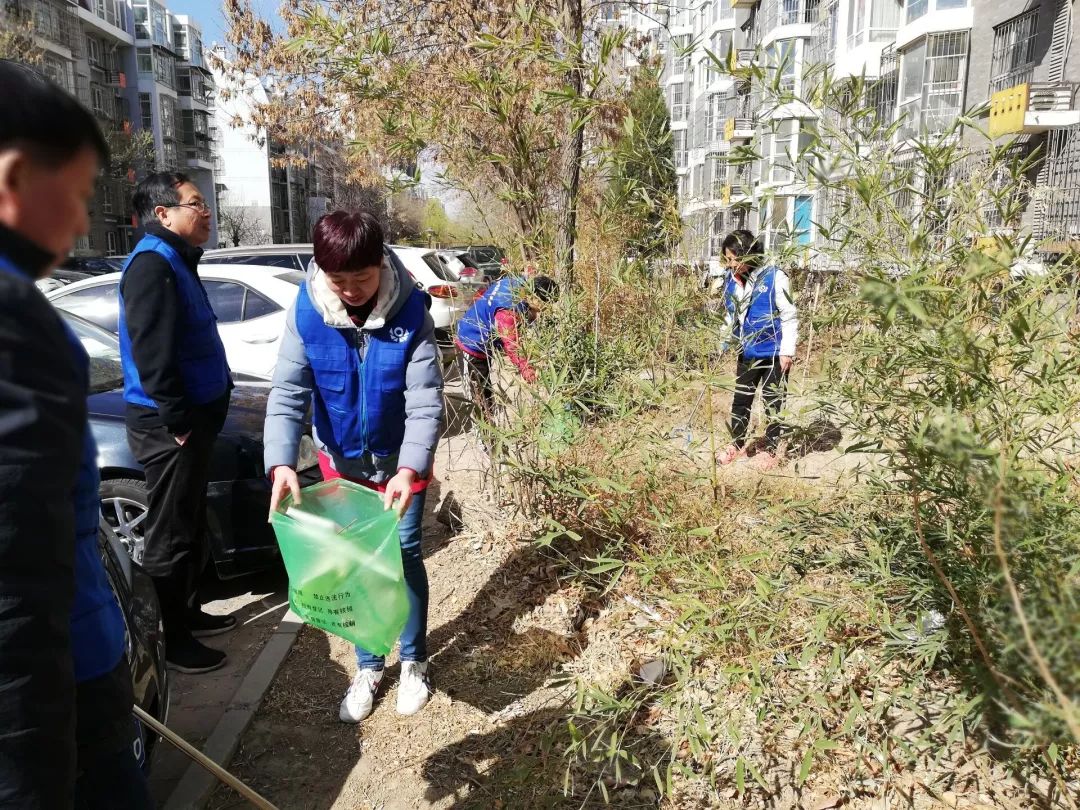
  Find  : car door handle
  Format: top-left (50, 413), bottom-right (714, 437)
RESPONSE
top-left (241, 336), bottom-right (279, 344)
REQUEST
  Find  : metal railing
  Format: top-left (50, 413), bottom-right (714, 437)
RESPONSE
top-left (1028, 82), bottom-right (1077, 112)
top-left (1038, 124), bottom-right (1080, 245)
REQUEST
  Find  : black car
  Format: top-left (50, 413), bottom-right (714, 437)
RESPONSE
top-left (99, 522), bottom-right (167, 770)
top-left (65, 312), bottom-right (321, 579)
top-left (60, 256), bottom-right (127, 276)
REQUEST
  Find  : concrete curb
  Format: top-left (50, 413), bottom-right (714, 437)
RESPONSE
top-left (163, 609), bottom-right (304, 810)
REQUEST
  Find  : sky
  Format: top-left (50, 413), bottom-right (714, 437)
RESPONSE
top-left (167, 0), bottom-right (281, 43)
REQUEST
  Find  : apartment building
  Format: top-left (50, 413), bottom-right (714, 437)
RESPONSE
top-left (129, 1), bottom-right (220, 246)
top-left (1, 0), bottom-right (224, 253)
top-left (209, 55), bottom-right (327, 244)
top-left (659, 0), bottom-right (1080, 266)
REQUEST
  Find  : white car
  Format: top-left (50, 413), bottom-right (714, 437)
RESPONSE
top-left (46, 264), bottom-right (303, 380)
top-left (389, 245), bottom-right (486, 351)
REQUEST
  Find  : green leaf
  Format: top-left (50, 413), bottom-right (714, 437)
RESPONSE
top-left (735, 756), bottom-right (745, 793)
top-left (798, 746), bottom-right (814, 785)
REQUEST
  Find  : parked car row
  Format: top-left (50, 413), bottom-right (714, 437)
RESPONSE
top-left (49, 243), bottom-right (498, 379)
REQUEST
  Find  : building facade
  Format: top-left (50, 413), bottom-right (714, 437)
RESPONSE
top-left (1, 0), bottom-right (224, 253)
top-left (210, 55), bottom-right (327, 245)
top-left (655, 0), bottom-right (1080, 266)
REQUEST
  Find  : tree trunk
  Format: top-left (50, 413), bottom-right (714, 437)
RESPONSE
top-left (554, 0), bottom-right (584, 286)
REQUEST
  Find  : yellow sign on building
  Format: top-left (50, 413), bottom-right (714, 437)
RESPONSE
top-left (989, 83), bottom-right (1029, 138)
top-left (724, 117), bottom-right (735, 142)
top-left (721, 184), bottom-right (732, 206)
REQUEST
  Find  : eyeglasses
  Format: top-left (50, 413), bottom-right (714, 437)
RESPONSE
top-left (168, 200), bottom-right (211, 213)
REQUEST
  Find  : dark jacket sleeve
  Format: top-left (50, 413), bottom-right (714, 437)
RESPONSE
top-left (0, 274), bottom-right (83, 809)
top-left (121, 252), bottom-right (192, 434)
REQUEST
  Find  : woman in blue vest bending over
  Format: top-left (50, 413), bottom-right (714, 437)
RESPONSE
top-left (455, 273), bottom-right (559, 416)
top-left (263, 211), bottom-right (445, 723)
top-left (716, 230), bottom-right (799, 472)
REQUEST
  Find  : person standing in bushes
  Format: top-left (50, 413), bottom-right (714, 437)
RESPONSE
top-left (715, 230), bottom-right (799, 471)
top-left (454, 274), bottom-right (560, 415)
top-left (264, 210), bottom-right (445, 723)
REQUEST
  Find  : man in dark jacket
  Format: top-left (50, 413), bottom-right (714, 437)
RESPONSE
top-left (120, 172), bottom-right (234, 674)
top-left (0, 60), bottom-right (150, 809)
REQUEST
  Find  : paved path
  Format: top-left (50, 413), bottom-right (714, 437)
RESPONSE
top-left (148, 568), bottom-right (289, 805)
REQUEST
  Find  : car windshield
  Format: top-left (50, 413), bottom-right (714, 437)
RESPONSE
top-left (421, 254), bottom-right (456, 282)
top-left (63, 314), bottom-right (124, 394)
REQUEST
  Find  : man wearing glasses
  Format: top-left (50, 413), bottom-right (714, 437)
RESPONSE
top-left (119, 172), bottom-right (234, 674)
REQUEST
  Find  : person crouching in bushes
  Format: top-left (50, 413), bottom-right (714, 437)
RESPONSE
top-left (454, 273), bottom-right (559, 418)
top-left (716, 229), bottom-right (799, 471)
top-left (264, 210), bottom-right (445, 722)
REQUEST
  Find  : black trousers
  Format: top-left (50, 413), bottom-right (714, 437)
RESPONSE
top-left (126, 421), bottom-right (220, 635)
top-left (730, 354), bottom-right (789, 452)
top-left (74, 659), bottom-right (152, 810)
top-left (459, 352), bottom-right (495, 421)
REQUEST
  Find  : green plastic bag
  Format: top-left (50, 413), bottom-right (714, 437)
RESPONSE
top-left (270, 479), bottom-right (407, 655)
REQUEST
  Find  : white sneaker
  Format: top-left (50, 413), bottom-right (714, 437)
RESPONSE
top-left (396, 661), bottom-right (433, 716)
top-left (339, 668), bottom-right (383, 723)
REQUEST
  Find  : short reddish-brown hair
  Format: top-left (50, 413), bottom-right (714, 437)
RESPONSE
top-left (312, 210), bottom-right (384, 274)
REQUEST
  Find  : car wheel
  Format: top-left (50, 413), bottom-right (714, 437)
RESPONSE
top-left (100, 478), bottom-right (149, 565)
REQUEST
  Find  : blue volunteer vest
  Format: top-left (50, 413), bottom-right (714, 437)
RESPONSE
top-left (725, 266), bottom-right (783, 359)
top-left (0, 256), bottom-right (126, 683)
top-left (117, 233), bottom-right (230, 408)
top-left (65, 332), bottom-right (126, 683)
top-left (295, 281), bottom-right (427, 459)
top-left (455, 276), bottom-right (530, 356)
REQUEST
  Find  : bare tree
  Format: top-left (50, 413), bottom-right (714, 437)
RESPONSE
top-left (218, 205), bottom-right (263, 247)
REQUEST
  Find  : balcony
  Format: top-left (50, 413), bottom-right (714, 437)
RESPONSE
top-left (724, 117), bottom-right (755, 141)
top-left (105, 69), bottom-right (127, 88)
top-left (731, 0), bottom-right (755, 7)
top-left (989, 83), bottom-right (1080, 138)
top-left (733, 49), bottom-right (756, 70)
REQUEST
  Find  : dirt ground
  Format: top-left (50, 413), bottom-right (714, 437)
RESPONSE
top-left (207, 392), bottom-right (626, 810)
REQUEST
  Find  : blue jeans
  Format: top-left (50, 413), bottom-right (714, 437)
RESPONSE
top-left (356, 489), bottom-right (429, 669)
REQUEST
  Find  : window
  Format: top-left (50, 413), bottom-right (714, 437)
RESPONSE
top-left (162, 141), bottom-right (177, 168)
top-left (849, 0), bottom-right (902, 47)
top-left (769, 39), bottom-right (797, 95)
top-left (923, 31), bottom-right (968, 134)
top-left (898, 32), bottom-right (968, 139)
top-left (674, 129), bottom-right (687, 168)
top-left (106, 232), bottom-right (118, 254)
top-left (674, 35), bottom-right (691, 74)
top-left (243, 291), bottom-right (282, 320)
top-left (139, 93), bottom-right (153, 129)
top-left (159, 95), bottom-right (176, 137)
top-left (710, 212), bottom-right (725, 256)
top-left (203, 281), bottom-right (245, 323)
top-left (711, 155), bottom-right (728, 196)
top-left (153, 49), bottom-right (175, 89)
top-left (794, 195), bottom-right (813, 245)
top-left (133, 2), bottom-right (150, 39)
top-left (86, 36), bottom-right (101, 66)
top-left (53, 284), bottom-right (120, 333)
top-left (173, 26), bottom-right (187, 56)
top-left (989, 9), bottom-right (1038, 94)
top-left (150, 1), bottom-right (169, 47)
top-left (905, 0), bottom-right (928, 23)
top-left (710, 29), bottom-right (732, 62)
top-left (137, 48), bottom-right (152, 75)
top-left (671, 82), bottom-right (686, 120)
top-left (101, 183), bottom-right (113, 214)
